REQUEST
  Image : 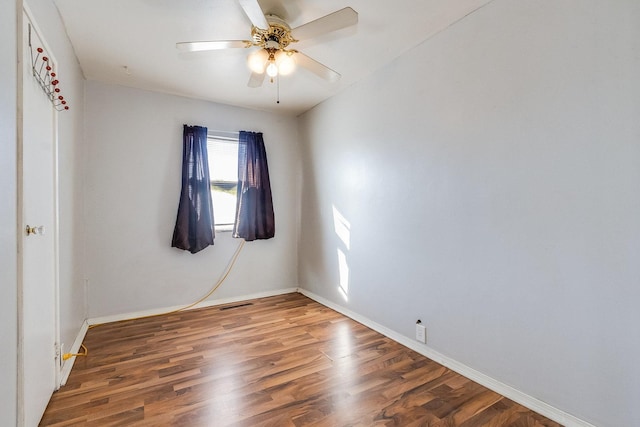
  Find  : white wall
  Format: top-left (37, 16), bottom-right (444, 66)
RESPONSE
top-left (0, 0), bottom-right (19, 424)
top-left (298, 1), bottom-right (640, 426)
top-left (84, 81), bottom-right (300, 318)
top-left (25, 0), bottom-right (86, 372)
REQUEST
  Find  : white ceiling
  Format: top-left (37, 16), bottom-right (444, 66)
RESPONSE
top-left (54, 0), bottom-right (493, 116)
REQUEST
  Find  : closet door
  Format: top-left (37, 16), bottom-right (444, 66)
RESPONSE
top-left (20, 9), bottom-right (60, 426)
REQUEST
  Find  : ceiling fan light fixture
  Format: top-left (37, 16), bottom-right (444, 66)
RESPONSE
top-left (266, 60), bottom-right (279, 78)
top-left (247, 49), bottom-right (269, 73)
top-left (275, 50), bottom-right (296, 76)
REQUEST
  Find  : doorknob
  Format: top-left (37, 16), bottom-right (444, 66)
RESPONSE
top-left (25, 225), bottom-right (45, 236)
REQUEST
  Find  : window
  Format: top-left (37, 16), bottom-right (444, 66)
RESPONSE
top-left (207, 132), bottom-right (239, 230)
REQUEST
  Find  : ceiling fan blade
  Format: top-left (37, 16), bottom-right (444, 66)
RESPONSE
top-left (294, 52), bottom-right (341, 82)
top-left (248, 71), bottom-right (266, 88)
top-left (238, 0), bottom-right (269, 30)
top-left (291, 7), bottom-right (358, 41)
top-left (176, 40), bottom-right (249, 52)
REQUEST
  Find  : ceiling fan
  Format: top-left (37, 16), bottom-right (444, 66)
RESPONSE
top-left (176, 0), bottom-right (358, 88)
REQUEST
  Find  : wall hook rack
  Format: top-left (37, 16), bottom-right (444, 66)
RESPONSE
top-left (29, 23), bottom-right (69, 111)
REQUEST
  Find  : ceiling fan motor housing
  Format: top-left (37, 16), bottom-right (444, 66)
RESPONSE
top-left (251, 15), bottom-right (297, 50)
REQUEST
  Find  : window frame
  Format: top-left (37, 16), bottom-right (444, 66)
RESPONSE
top-left (207, 131), bottom-right (239, 232)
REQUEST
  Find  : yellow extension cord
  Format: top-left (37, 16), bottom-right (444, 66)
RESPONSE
top-left (62, 344), bottom-right (87, 361)
top-left (62, 239), bottom-right (246, 361)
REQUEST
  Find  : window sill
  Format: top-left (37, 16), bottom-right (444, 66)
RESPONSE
top-left (215, 224), bottom-right (234, 233)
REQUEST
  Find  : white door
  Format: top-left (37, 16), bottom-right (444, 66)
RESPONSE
top-left (20, 9), bottom-right (60, 426)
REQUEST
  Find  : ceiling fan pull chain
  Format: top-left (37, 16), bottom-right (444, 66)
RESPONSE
top-left (276, 75), bottom-right (280, 104)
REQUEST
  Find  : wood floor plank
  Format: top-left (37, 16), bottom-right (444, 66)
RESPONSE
top-left (40, 293), bottom-right (563, 426)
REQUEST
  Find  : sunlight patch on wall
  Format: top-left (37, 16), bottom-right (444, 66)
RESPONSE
top-left (337, 248), bottom-right (349, 301)
top-left (333, 205), bottom-right (351, 301)
top-left (333, 205), bottom-right (351, 250)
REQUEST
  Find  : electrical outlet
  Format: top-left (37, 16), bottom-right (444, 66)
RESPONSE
top-left (415, 322), bottom-right (427, 344)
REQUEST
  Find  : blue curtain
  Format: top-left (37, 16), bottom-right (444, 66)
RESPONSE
top-left (172, 125), bottom-right (215, 253)
top-left (233, 131), bottom-right (275, 241)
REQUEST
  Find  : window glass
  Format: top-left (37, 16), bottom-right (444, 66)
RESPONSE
top-left (207, 135), bottom-right (238, 228)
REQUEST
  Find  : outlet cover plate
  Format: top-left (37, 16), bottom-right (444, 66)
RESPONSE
top-left (416, 323), bottom-right (426, 343)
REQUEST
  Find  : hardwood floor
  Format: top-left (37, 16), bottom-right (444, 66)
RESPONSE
top-left (41, 293), bottom-right (562, 426)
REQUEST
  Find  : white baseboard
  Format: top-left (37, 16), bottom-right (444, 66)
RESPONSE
top-left (59, 319), bottom-right (89, 387)
top-left (87, 287), bottom-right (299, 326)
top-left (297, 288), bottom-right (595, 427)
